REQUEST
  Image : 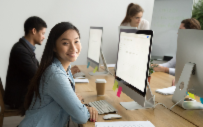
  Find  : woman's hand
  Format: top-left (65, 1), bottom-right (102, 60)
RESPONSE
top-left (151, 64), bottom-right (164, 72)
top-left (71, 66), bottom-right (81, 75)
top-left (152, 64), bottom-right (169, 73)
top-left (87, 107), bottom-right (98, 122)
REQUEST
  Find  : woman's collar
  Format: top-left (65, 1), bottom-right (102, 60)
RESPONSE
top-left (53, 57), bottom-right (71, 73)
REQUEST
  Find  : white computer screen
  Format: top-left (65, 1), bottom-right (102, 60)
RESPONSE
top-left (116, 32), bottom-right (151, 92)
top-left (88, 29), bottom-right (102, 63)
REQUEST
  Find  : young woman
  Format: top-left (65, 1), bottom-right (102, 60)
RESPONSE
top-left (19, 22), bottom-right (98, 127)
top-left (121, 3), bottom-right (149, 30)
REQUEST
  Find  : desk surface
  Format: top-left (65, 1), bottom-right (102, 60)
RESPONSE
top-left (80, 91), bottom-right (196, 127)
top-left (76, 65), bottom-right (202, 127)
top-left (151, 72), bottom-right (203, 127)
top-left (75, 65), bottom-right (115, 92)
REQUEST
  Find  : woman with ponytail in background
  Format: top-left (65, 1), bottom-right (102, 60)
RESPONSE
top-left (121, 3), bottom-right (149, 30)
top-left (19, 22), bottom-right (98, 127)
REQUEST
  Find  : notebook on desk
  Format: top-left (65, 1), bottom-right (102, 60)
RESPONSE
top-left (155, 86), bottom-right (176, 95)
top-left (74, 79), bottom-right (89, 83)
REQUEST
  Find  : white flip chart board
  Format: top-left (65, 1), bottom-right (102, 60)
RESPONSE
top-left (151, 0), bottom-right (193, 59)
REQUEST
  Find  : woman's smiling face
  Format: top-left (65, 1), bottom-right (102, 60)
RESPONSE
top-left (54, 29), bottom-right (81, 64)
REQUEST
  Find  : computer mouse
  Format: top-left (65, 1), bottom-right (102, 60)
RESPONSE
top-left (103, 114), bottom-right (122, 120)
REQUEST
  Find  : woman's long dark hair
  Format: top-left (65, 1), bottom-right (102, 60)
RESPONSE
top-left (22, 22), bottom-right (80, 115)
top-left (121, 3), bottom-right (144, 25)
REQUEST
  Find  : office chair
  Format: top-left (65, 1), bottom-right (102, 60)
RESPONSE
top-left (0, 77), bottom-right (21, 127)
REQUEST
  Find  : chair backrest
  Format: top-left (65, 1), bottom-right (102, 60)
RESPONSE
top-left (0, 77), bottom-right (5, 114)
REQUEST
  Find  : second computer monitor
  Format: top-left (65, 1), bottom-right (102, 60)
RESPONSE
top-left (173, 29), bottom-right (203, 105)
top-left (115, 27), bottom-right (153, 106)
top-left (87, 27), bottom-right (103, 70)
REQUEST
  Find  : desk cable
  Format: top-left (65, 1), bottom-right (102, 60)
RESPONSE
top-left (168, 97), bottom-right (199, 127)
top-left (108, 70), bottom-right (113, 76)
top-left (152, 96), bottom-right (198, 127)
top-left (146, 96), bottom-right (167, 109)
top-left (99, 65), bottom-right (114, 76)
top-left (154, 103), bottom-right (167, 109)
top-left (169, 97), bottom-right (185, 110)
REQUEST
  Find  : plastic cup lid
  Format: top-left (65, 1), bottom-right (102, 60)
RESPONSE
top-left (95, 79), bottom-right (107, 83)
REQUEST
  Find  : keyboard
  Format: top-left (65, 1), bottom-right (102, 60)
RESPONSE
top-left (73, 72), bottom-right (85, 78)
top-left (89, 100), bottom-right (117, 115)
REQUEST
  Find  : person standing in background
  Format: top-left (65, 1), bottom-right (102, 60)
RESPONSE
top-left (121, 3), bottom-right (150, 30)
top-left (4, 16), bottom-right (47, 109)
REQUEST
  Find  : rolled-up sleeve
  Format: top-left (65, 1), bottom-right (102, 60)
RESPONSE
top-left (169, 68), bottom-right (175, 76)
top-left (48, 73), bottom-right (90, 124)
top-left (159, 57), bottom-right (176, 76)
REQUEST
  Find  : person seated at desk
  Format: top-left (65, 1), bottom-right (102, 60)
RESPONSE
top-left (152, 18), bottom-right (201, 85)
top-left (19, 22), bottom-right (98, 127)
top-left (120, 3), bottom-right (149, 30)
top-left (4, 16), bottom-right (47, 110)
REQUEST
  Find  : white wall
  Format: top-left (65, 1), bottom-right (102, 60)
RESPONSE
top-left (0, 0), bottom-right (154, 87)
top-left (151, 0), bottom-right (193, 58)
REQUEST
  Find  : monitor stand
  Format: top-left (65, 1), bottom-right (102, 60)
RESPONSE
top-left (172, 62), bottom-right (203, 110)
top-left (119, 81), bottom-right (155, 110)
top-left (89, 50), bottom-right (110, 76)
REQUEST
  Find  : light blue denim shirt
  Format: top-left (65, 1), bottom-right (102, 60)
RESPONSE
top-left (19, 58), bottom-right (90, 127)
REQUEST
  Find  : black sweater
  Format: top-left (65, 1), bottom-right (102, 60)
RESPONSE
top-left (4, 38), bottom-right (39, 107)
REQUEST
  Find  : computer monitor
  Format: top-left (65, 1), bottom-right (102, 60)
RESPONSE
top-left (87, 27), bottom-right (109, 75)
top-left (172, 29), bottom-right (203, 107)
top-left (115, 27), bottom-right (154, 108)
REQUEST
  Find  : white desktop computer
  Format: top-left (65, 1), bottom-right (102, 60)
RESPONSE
top-left (87, 27), bottom-right (109, 76)
top-left (172, 29), bottom-right (203, 109)
top-left (115, 27), bottom-right (155, 110)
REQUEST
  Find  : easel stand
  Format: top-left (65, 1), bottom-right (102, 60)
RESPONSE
top-left (119, 81), bottom-right (155, 110)
top-left (172, 63), bottom-right (203, 109)
top-left (89, 50), bottom-right (109, 76)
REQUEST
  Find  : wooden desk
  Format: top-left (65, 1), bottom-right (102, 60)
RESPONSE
top-left (150, 72), bottom-right (203, 127)
top-left (76, 66), bottom-right (203, 126)
top-left (75, 65), bottom-right (115, 92)
top-left (80, 91), bottom-right (196, 127)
